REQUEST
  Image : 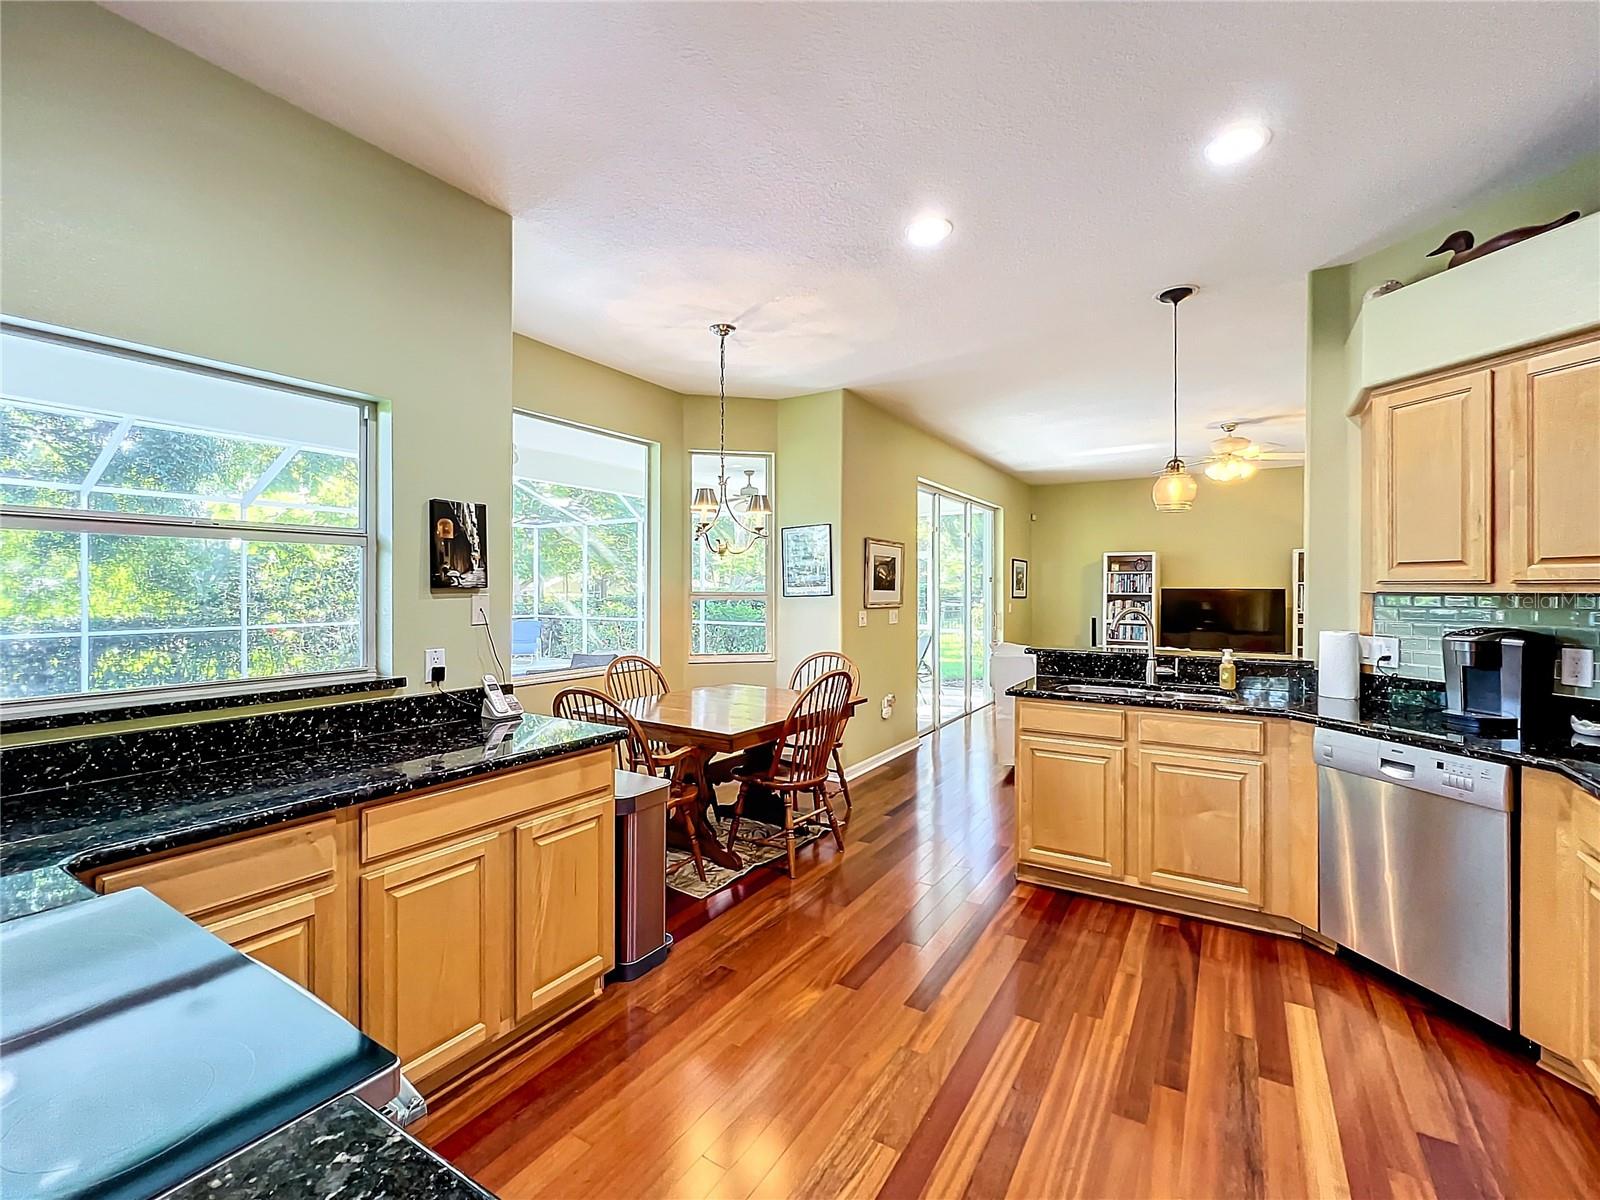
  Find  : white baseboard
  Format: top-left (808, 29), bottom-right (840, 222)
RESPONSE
top-left (843, 737), bottom-right (920, 781)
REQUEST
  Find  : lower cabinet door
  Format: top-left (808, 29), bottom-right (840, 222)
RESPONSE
top-left (1580, 849), bottom-right (1600, 1094)
top-left (1016, 733), bottom-right (1125, 879)
top-left (361, 831), bottom-right (506, 1083)
top-left (1136, 749), bottom-right (1264, 908)
top-left (513, 794), bottom-right (614, 1023)
top-left (202, 885), bottom-right (350, 1019)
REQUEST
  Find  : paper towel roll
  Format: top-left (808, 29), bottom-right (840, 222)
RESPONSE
top-left (1318, 630), bottom-right (1361, 700)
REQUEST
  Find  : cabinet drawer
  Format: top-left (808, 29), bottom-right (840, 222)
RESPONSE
top-left (362, 750), bottom-right (610, 862)
top-left (1136, 711), bottom-right (1265, 755)
top-left (1016, 700), bottom-right (1125, 741)
top-left (97, 819), bottom-right (337, 917)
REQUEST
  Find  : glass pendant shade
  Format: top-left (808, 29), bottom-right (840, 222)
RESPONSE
top-left (1152, 461), bottom-right (1198, 511)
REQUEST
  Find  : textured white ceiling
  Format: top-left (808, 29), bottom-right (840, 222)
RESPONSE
top-left (109, 2), bottom-right (1600, 481)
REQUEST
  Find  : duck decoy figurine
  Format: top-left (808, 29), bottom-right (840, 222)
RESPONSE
top-left (1426, 210), bottom-right (1581, 268)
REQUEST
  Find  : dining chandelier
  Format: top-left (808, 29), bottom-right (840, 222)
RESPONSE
top-left (691, 323), bottom-right (771, 557)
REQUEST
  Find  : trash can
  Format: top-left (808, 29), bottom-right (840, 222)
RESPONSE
top-left (608, 770), bottom-right (673, 982)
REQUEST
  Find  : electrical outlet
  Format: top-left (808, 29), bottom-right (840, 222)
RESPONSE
top-left (424, 647), bottom-right (446, 684)
top-left (1560, 646), bottom-right (1595, 687)
top-left (470, 595), bottom-right (489, 627)
top-left (857, 611), bottom-right (868, 627)
top-left (1359, 635), bottom-right (1399, 667)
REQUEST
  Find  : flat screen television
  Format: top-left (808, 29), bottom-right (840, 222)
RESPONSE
top-left (1159, 588), bottom-right (1288, 653)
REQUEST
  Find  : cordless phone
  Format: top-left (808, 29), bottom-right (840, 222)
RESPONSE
top-left (481, 674), bottom-right (524, 722)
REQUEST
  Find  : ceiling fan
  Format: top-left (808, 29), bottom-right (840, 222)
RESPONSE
top-left (1198, 420), bottom-right (1303, 482)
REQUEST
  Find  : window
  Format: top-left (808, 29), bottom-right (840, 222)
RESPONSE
top-left (0, 320), bottom-right (373, 705)
top-left (690, 450), bottom-right (773, 659)
top-left (511, 413), bottom-right (650, 677)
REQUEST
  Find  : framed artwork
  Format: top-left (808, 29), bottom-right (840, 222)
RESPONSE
top-left (430, 498), bottom-right (489, 589)
top-left (864, 538), bottom-right (905, 608)
top-left (1010, 558), bottom-right (1028, 599)
top-left (781, 524), bottom-right (834, 597)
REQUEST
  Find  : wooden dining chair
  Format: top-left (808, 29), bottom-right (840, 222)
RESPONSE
top-left (727, 669), bottom-right (852, 878)
top-left (789, 651), bottom-right (859, 823)
top-left (552, 686), bottom-right (709, 881)
top-left (604, 654), bottom-right (670, 703)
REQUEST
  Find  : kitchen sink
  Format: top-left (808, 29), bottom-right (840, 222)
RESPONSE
top-left (1059, 682), bottom-right (1232, 705)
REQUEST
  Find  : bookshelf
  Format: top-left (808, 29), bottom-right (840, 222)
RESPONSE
top-left (1102, 552), bottom-right (1159, 648)
top-left (1291, 548), bottom-right (1307, 658)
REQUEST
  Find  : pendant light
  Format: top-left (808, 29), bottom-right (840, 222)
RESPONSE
top-left (691, 323), bottom-right (771, 557)
top-left (1152, 285), bottom-right (1199, 512)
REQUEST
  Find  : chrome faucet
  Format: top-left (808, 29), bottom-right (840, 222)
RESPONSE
top-left (1117, 609), bottom-right (1174, 686)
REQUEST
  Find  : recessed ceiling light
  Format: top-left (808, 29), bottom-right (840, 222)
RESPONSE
top-left (1204, 121), bottom-right (1271, 166)
top-left (906, 215), bottom-right (953, 247)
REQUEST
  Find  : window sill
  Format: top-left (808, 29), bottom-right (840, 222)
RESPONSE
top-left (687, 654), bottom-right (778, 666)
top-left (509, 666), bottom-right (610, 689)
top-left (0, 673), bottom-right (406, 736)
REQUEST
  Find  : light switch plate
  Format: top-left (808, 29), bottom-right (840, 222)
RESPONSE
top-left (857, 611), bottom-right (868, 627)
top-left (1560, 646), bottom-right (1595, 687)
top-left (888, 610), bottom-right (899, 624)
top-left (470, 595), bottom-right (489, 627)
top-left (1359, 635), bottom-right (1399, 667)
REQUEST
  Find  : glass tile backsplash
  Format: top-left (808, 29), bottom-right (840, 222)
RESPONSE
top-left (1371, 592), bottom-right (1600, 698)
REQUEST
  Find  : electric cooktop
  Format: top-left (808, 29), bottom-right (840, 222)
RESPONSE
top-left (0, 889), bottom-right (398, 1200)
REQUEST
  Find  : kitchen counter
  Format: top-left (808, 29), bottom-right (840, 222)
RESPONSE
top-left (162, 1096), bottom-right (494, 1200)
top-left (1008, 674), bottom-right (1600, 798)
top-left (0, 698), bottom-right (624, 922)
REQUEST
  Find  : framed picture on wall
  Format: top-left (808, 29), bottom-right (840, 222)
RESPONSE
top-left (430, 498), bottom-right (489, 589)
top-left (864, 538), bottom-right (905, 608)
top-left (1010, 558), bottom-right (1028, 599)
top-left (781, 524), bottom-right (833, 596)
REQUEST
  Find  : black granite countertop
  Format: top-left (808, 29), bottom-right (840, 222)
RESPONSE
top-left (1008, 674), bottom-right (1600, 799)
top-left (0, 707), bottom-right (624, 922)
top-left (162, 1096), bottom-right (495, 1200)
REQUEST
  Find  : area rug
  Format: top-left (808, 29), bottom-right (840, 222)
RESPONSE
top-left (666, 812), bottom-right (824, 898)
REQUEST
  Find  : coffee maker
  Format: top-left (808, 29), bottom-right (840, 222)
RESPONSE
top-left (1441, 627), bottom-right (1559, 736)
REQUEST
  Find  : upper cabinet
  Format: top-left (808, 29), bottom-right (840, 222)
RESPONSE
top-left (1369, 370), bottom-right (1493, 584)
top-left (1364, 332), bottom-right (1600, 590)
top-left (1503, 341), bottom-right (1600, 584)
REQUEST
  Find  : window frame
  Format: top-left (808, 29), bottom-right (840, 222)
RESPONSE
top-left (0, 317), bottom-right (379, 717)
top-left (688, 447), bottom-right (776, 664)
top-left (509, 410), bottom-right (655, 685)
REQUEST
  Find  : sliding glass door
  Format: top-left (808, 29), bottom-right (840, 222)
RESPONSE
top-left (917, 485), bottom-right (996, 733)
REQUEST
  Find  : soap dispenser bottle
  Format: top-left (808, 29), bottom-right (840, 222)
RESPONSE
top-left (1219, 648), bottom-right (1237, 692)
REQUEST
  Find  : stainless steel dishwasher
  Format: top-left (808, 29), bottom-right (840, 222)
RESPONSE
top-left (1314, 726), bottom-right (1514, 1027)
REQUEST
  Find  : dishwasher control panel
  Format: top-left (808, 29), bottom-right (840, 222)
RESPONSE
top-left (1312, 727), bottom-right (1512, 812)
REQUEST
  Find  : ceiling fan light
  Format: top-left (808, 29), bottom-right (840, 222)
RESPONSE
top-left (1204, 460), bottom-right (1231, 482)
top-left (1236, 459), bottom-right (1258, 480)
top-left (1153, 462), bottom-right (1198, 512)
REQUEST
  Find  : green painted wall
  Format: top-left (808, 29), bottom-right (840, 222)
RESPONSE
top-left (840, 392), bottom-right (1032, 766)
top-left (1303, 154), bottom-right (1600, 641)
top-left (774, 392), bottom-right (846, 684)
top-left (2, 2), bottom-right (513, 703)
top-left (1028, 468), bottom-right (1304, 649)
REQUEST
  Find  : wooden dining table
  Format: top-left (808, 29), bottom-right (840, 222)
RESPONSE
top-left (617, 683), bottom-right (864, 869)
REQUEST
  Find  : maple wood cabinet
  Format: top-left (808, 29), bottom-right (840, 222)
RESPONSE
top-left (96, 818), bottom-right (354, 1020)
top-left (1014, 701), bottom-right (1311, 929)
top-left (1368, 370), bottom-right (1493, 584)
top-left (1519, 768), bottom-right (1600, 1095)
top-left (1016, 731), bottom-right (1125, 880)
top-left (1363, 333), bottom-right (1600, 591)
top-left (1135, 748), bottom-right (1263, 908)
top-left (92, 747), bottom-right (615, 1095)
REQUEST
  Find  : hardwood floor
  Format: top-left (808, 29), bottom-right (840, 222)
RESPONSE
top-left (424, 714), bottom-right (1600, 1199)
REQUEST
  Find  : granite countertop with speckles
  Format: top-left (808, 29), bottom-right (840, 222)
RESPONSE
top-left (161, 1096), bottom-right (495, 1199)
top-left (0, 712), bottom-right (624, 922)
top-left (1007, 674), bottom-right (1600, 798)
